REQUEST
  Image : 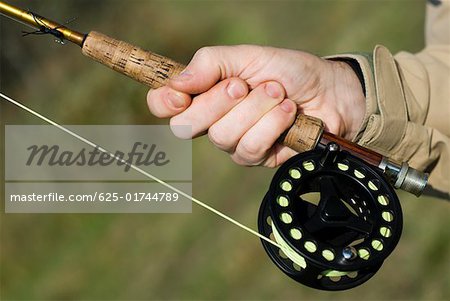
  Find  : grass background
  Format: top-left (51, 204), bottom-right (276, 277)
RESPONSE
top-left (1, 0), bottom-right (449, 300)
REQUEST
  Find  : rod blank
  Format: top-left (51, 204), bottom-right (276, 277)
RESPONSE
top-left (0, 1), bottom-right (85, 46)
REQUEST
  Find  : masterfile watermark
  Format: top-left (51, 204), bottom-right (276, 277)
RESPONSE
top-left (5, 125), bottom-right (192, 213)
top-left (26, 142), bottom-right (170, 172)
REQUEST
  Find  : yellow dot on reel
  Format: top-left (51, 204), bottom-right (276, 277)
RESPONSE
top-left (380, 226), bottom-right (392, 238)
top-left (269, 232), bottom-right (275, 242)
top-left (322, 249), bottom-right (335, 261)
top-left (382, 211), bottom-right (394, 222)
top-left (277, 195), bottom-right (289, 207)
top-left (337, 162), bottom-right (349, 171)
top-left (280, 212), bottom-right (293, 224)
top-left (358, 248), bottom-right (370, 260)
top-left (347, 271), bottom-right (358, 279)
top-left (290, 228), bottom-right (302, 240)
top-left (371, 239), bottom-right (384, 251)
top-left (280, 180), bottom-right (292, 192)
top-left (378, 195), bottom-right (390, 206)
top-left (304, 241), bottom-right (317, 253)
top-left (279, 248), bottom-right (288, 259)
top-left (293, 262), bottom-right (302, 271)
top-left (354, 169), bottom-right (365, 179)
top-left (289, 168), bottom-right (301, 179)
top-left (302, 160), bottom-right (315, 171)
top-left (368, 180), bottom-right (379, 191)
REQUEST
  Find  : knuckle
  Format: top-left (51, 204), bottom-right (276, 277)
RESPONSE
top-left (237, 139), bottom-right (264, 164)
top-left (208, 125), bottom-right (232, 151)
top-left (194, 46), bottom-right (215, 62)
top-left (230, 154), bottom-right (249, 166)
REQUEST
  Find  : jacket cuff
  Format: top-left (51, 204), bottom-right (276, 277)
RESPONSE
top-left (325, 45), bottom-right (409, 159)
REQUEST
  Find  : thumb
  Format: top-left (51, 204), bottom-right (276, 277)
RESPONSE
top-left (169, 45), bottom-right (265, 94)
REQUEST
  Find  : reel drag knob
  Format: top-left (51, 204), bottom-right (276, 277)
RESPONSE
top-left (258, 143), bottom-right (403, 291)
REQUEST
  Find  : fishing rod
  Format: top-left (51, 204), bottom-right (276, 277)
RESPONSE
top-left (0, 1), bottom-right (429, 290)
top-left (0, 1), bottom-right (427, 195)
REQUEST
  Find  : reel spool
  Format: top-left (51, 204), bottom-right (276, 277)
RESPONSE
top-left (258, 143), bottom-right (403, 290)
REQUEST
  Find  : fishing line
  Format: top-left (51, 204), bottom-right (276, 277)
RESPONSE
top-left (0, 92), bottom-right (281, 249)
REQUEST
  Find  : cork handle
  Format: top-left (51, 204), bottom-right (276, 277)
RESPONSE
top-left (81, 31), bottom-right (324, 152)
top-left (280, 115), bottom-right (324, 153)
top-left (82, 31), bottom-right (185, 88)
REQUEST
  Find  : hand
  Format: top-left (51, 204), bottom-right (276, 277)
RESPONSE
top-left (147, 45), bottom-right (365, 167)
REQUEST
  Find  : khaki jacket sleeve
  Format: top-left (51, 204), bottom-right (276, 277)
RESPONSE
top-left (327, 0), bottom-right (450, 196)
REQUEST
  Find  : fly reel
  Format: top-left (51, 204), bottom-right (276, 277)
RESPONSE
top-left (258, 142), bottom-right (403, 290)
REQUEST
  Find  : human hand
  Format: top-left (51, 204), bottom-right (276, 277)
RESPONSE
top-left (147, 45), bottom-right (365, 167)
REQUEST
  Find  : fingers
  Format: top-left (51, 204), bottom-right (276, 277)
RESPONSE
top-left (260, 144), bottom-right (298, 168)
top-left (147, 87), bottom-right (192, 118)
top-left (149, 78), bottom-right (297, 168)
top-left (230, 99), bottom-right (297, 166)
top-left (147, 45), bottom-right (261, 118)
top-left (169, 45), bottom-right (266, 94)
top-left (206, 81), bottom-right (288, 153)
top-left (169, 77), bottom-right (249, 138)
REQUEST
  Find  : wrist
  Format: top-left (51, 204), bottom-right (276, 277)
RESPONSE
top-left (328, 60), bottom-right (366, 140)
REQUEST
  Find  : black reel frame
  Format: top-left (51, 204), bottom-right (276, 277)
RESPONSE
top-left (258, 143), bottom-right (403, 291)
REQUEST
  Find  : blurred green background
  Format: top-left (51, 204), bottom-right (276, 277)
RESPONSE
top-left (1, 0), bottom-right (449, 300)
